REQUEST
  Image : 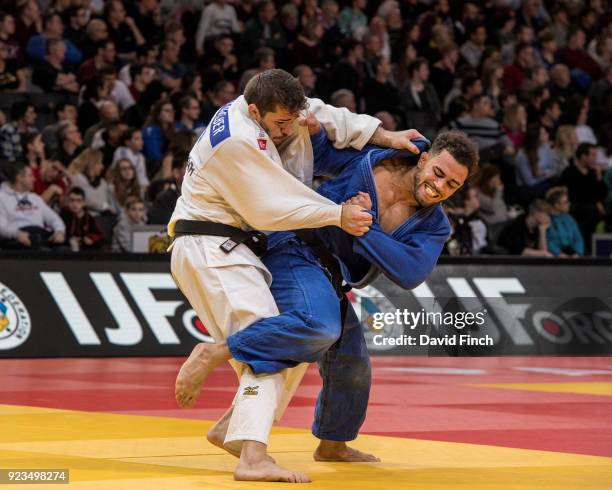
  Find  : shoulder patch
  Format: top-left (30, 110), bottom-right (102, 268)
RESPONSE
top-left (209, 102), bottom-right (232, 148)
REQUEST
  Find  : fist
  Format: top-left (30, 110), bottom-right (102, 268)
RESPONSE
top-left (341, 204), bottom-right (373, 236)
top-left (298, 112), bottom-right (321, 135)
top-left (344, 191), bottom-right (372, 210)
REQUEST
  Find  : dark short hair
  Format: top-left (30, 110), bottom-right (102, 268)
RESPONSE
top-left (10, 101), bottom-right (33, 121)
top-left (430, 130), bottom-right (479, 177)
top-left (244, 69), bottom-right (307, 116)
top-left (6, 162), bottom-right (28, 183)
top-left (95, 38), bottom-right (114, 53)
top-left (576, 142), bottom-right (595, 160)
top-left (408, 57), bottom-right (428, 77)
top-left (68, 186), bottom-right (86, 198)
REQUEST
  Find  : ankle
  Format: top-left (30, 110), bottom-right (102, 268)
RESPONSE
top-left (240, 441), bottom-right (268, 465)
top-left (317, 440), bottom-right (347, 455)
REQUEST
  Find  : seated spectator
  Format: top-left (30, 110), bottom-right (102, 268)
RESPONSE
top-left (25, 11), bottom-right (82, 65)
top-left (106, 158), bottom-right (142, 207)
top-left (0, 39), bottom-right (25, 92)
top-left (560, 142), bottom-right (607, 251)
top-left (374, 110), bottom-right (397, 131)
top-left (63, 5), bottom-right (88, 48)
top-left (446, 185), bottom-right (489, 256)
top-left (538, 28), bottom-right (559, 69)
top-left (0, 162), bottom-right (65, 250)
top-left (549, 63), bottom-right (573, 104)
top-left (112, 196), bottom-right (146, 252)
top-left (498, 199), bottom-right (553, 257)
top-left (194, 0), bottom-right (241, 56)
top-left (201, 80), bottom-right (236, 124)
top-left (14, 1), bottom-right (41, 63)
top-left (429, 43), bottom-right (458, 103)
top-left (82, 101), bottom-right (121, 149)
top-left (502, 42), bottom-right (535, 94)
top-left (31, 38), bottom-right (79, 93)
top-left (79, 69), bottom-right (109, 122)
top-left (93, 121), bottom-right (128, 167)
top-left (399, 57), bottom-right (441, 141)
top-left (204, 34), bottom-right (239, 81)
top-left (41, 102), bottom-right (78, 155)
top-left (363, 56), bottom-right (400, 117)
top-left (452, 94), bottom-right (512, 159)
top-left (551, 125), bottom-right (578, 176)
top-left (55, 122), bottom-right (84, 167)
top-left (338, 0), bottom-right (368, 38)
top-left (22, 131), bottom-right (45, 168)
top-left (237, 47), bottom-right (277, 93)
top-left (562, 95), bottom-right (598, 145)
top-left (481, 59), bottom-right (504, 113)
top-left (0, 13), bottom-right (21, 62)
top-left (147, 156), bottom-right (186, 225)
top-left (515, 123), bottom-right (557, 201)
top-left (240, 0), bottom-right (286, 69)
top-left (119, 43), bottom-right (158, 86)
top-left (501, 103), bottom-right (527, 149)
top-left (31, 157), bottom-right (68, 208)
top-left (444, 74), bottom-right (482, 124)
top-left (460, 23), bottom-right (487, 69)
top-left (105, 0), bottom-right (146, 62)
top-left (142, 100), bottom-right (176, 174)
top-left (292, 19), bottom-right (326, 69)
top-left (330, 88), bottom-right (357, 112)
top-left (70, 148), bottom-right (119, 217)
top-left (558, 25), bottom-right (602, 81)
top-left (175, 96), bottom-right (205, 136)
top-left (329, 40), bottom-right (366, 101)
top-left (113, 128), bottom-right (149, 189)
top-left (0, 101), bottom-right (37, 161)
top-left (474, 163), bottom-right (511, 227)
top-left (539, 98), bottom-right (562, 140)
top-left (293, 64), bottom-right (318, 98)
top-left (155, 41), bottom-right (185, 92)
top-left (80, 19), bottom-right (109, 61)
top-left (545, 186), bottom-right (585, 257)
top-left (127, 63), bottom-right (156, 105)
top-left (61, 186), bottom-right (104, 252)
top-left (77, 39), bottom-right (117, 84)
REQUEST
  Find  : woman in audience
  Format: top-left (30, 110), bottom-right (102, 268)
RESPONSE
top-left (142, 99), bottom-right (175, 176)
top-left (106, 158), bottom-right (142, 207)
top-left (515, 123), bottom-right (557, 202)
top-left (551, 124), bottom-right (578, 176)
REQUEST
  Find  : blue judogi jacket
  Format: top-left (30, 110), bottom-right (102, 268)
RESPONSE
top-left (268, 128), bottom-right (451, 290)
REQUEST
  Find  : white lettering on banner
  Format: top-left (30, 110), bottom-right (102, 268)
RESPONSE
top-left (40, 272), bottom-right (101, 345)
top-left (90, 273), bottom-right (143, 345)
top-left (473, 278), bottom-right (533, 346)
top-left (120, 273), bottom-right (182, 344)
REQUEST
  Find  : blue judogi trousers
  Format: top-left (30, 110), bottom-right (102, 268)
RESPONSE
top-left (226, 238), bottom-right (371, 441)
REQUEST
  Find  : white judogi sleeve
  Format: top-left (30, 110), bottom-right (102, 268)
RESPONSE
top-left (307, 97), bottom-right (381, 150)
top-left (204, 137), bottom-right (341, 231)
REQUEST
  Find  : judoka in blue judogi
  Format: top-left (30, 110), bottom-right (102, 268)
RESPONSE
top-left (224, 125), bottom-right (473, 443)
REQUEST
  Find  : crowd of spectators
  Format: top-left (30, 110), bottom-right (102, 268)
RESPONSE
top-left (0, 0), bottom-right (610, 257)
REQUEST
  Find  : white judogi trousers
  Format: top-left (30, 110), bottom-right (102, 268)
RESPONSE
top-left (171, 234), bottom-right (309, 453)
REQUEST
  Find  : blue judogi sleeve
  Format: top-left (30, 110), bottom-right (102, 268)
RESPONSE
top-left (352, 213), bottom-right (450, 290)
top-left (312, 128), bottom-right (364, 177)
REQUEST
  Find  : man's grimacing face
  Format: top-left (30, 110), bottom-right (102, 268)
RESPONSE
top-left (248, 104), bottom-right (298, 146)
top-left (412, 150), bottom-right (469, 207)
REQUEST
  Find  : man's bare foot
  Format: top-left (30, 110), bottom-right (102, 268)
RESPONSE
top-left (234, 459), bottom-right (311, 483)
top-left (175, 342), bottom-right (230, 408)
top-left (234, 440), bottom-right (309, 482)
top-left (313, 440), bottom-right (380, 462)
top-left (206, 407), bottom-right (276, 463)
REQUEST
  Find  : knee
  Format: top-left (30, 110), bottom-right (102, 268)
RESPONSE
top-left (309, 314), bottom-right (342, 348)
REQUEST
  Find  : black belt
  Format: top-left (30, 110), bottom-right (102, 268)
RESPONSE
top-left (174, 219), bottom-right (268, 257)
top-left (294, 229), bottom-right (351, 326)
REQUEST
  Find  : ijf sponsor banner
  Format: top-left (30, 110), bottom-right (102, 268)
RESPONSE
top-left (0, 256), bottom-right (611, 357)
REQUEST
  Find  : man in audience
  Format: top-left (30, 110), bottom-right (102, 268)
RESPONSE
top-left (0, 162), bottom-right (65, 250)
top-left (545, 186), bottom-right (585, 257)
top-left (498, 199), bottom-right (553, 257)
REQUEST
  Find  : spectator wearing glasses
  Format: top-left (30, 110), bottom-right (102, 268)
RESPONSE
top-left (175, 96), bottom-right (205, 136)
top-left (61, 186), bottom-right (104, 252)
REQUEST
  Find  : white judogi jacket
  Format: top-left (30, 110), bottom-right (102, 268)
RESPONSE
top-left (168, 95), bottom-right (380, 237)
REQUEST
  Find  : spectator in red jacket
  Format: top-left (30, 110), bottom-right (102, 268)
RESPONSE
top-left (502, 42), bottom-right (535, 93)
top-left (61, 186), bottom-right (104, 251)
top-left (558, 25), bottom-right (602, 80)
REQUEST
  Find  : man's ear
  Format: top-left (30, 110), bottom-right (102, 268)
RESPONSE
top-left (247, 104), bottom-right (261, 120)
top-left (418, 151), bottom-right (429, 167)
